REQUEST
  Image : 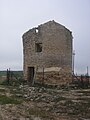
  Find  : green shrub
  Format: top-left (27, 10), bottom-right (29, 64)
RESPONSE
top-left (0, 95), bottom-right (22, 104)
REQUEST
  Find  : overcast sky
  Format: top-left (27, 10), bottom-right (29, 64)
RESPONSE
top-left (0, 0), bottom-right (90, 74)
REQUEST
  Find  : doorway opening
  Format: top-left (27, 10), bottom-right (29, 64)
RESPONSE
top-left (28, 67), bottom-right (34, 85)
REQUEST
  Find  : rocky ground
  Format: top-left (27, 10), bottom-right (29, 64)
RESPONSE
top-left (0, 84), bottom-right (90, 120)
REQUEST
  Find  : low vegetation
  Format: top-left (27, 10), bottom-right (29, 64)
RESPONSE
top-left (0, 95), bottom-right (22, 104)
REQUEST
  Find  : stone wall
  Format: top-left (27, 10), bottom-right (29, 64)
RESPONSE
top-left (35, 67), bottom-right (72, 85)
top-left (22, 20), bottom-right (73, 85)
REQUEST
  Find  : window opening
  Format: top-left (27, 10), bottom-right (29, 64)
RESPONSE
top-left (35, 43), bottom-right (42, 52)
top-left (35, 28), bottom-right (39, 33)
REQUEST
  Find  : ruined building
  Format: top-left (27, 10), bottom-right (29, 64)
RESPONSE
top-left (22, 20), bottom-right (73, 85)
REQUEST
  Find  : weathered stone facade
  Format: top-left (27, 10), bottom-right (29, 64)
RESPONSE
top-left (22, 20), bottom-right (73, 85)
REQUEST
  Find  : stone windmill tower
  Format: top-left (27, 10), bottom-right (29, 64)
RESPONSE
top-left (22, 20), bottom-right (73, 85)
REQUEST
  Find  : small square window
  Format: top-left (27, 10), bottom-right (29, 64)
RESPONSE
top-left (35, 43), bottom-right (42, 52)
